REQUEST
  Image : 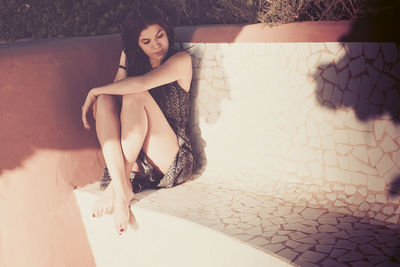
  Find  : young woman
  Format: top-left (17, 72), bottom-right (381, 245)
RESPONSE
top-left (81, 6), bottom-right (194, 235)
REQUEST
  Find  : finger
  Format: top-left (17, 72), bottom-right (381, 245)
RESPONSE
top-left (81, 107), bottom-right (91, 130)
top-left (92, 101), bottom-right (97, 120)
top-left (82, 113), bottom-right (88, 129)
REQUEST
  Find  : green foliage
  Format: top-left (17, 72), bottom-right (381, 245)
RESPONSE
top-left (0, 0), bottom-right (135, 41)
top-left (0, 0), bottom-right (398, 42)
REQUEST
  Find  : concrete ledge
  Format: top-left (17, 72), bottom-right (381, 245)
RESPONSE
top-left (176, 21), bottom-right (353, 43)
top-left (174, 19), bottom-right (400, 43)
top-left (75, 190), bottom-right (294, 267)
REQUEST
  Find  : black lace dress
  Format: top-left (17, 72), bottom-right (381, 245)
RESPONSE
top-left (100, 80), bottom-right (195, 193)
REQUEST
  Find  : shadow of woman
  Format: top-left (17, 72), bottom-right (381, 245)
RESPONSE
top-left (175, 26), bottom-right (245, 181)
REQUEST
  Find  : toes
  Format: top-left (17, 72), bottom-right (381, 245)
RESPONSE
top-left (116, 223), bottom-right (123, 235)
top-left (92, 208), bottom-right (98, 218)
top-left (119, 224), bottom-right (127, 235)
top-left (113, 203), bottom-right (132, 235)
top-left (106, 206), bottom-right (114, 214)
top-left (93, 204), bottom-right (114, 218)
top-left (115, 219), bottom-right (128, 235)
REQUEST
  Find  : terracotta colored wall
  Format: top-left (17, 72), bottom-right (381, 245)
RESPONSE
top-left (0, 35), bottom-right (121, 267)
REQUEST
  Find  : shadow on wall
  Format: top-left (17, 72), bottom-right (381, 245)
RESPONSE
top-left (311, 4), bottom-right (400, 261)
top-left (314, 5), bottom-right (400, 193)
top-left (189, 43), bottom-right (232, 178)
top-left (176, 26), bottom-right (243, 177)
top-left (313, 10), bottom-right (400, 133)
top-left (314, 44), bottom-right (400, 123)
top-left (313, 4), bottom-right (400, 191)
top-left (294, 214), bottom-right (400, 266)
top-left (389, 175), bottom-right (400, 198)
top-left (314, 3), bottom-right (400, 122)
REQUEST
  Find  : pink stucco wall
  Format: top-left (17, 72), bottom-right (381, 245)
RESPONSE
top-left (0, 35), bottom-right (121, 267)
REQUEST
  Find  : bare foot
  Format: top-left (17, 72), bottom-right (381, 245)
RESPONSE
top-left (92, 184), bottom-right (114, 218)
top-left (113, 192), bottom-right (135, 235)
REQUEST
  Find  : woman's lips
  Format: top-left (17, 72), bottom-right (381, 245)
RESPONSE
top-left (154, 50), bottom-right (164, 56)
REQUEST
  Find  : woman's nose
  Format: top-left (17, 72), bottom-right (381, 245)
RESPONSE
top-left (153, 40), bottom-right (161, 49)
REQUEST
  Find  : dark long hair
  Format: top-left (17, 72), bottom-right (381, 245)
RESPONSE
top-left (121, 6), bottom-right (176, 77)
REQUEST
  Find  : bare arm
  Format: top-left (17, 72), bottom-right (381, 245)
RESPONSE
top-left (90, 50), bottom-right (128, 122)
top-left (114, 50), bottom-right (129, 82)
top-left (82, 51), bottom-right (192, 129)
top-left (93, 51), bottom-right (192, 96)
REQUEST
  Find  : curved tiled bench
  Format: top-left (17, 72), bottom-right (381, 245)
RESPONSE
top-left (1, 21), bottom-right (400, 266)
top-left (186, 36), bottom-right (400, 222)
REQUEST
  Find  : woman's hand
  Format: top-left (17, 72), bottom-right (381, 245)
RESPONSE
top-left (82, 89), bottom-right (98, 130)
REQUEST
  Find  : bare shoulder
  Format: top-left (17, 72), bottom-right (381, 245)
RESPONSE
top-left (167, 51), bottom-right (192, 92)
top-left (168, 51), bottom-right (192, 67)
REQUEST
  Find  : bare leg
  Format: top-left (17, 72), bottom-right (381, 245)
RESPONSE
top-left (111, 92), bottom-right (148, 234)
top-left (92, 95), bottom-right (125, 219)
top-left (93, 91), bottom-right (179, 234)
top-left (111, 91), bottom-right (179, 233)
top-left (139, 93), bottom-right (180, 174)
top-left (93, 161), bottom-right (141, 217)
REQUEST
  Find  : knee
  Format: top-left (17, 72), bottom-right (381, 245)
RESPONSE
top-left (120, 93), bottom-right (148, 138)
top-left (96, 95), bottom-right (117, 110)
top-left (122, 91), bottom-right (149, 107)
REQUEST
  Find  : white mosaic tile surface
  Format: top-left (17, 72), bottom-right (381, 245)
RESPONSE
top-left (130, 171), bottom-right (400, 266)
top-left (181, 42), bottom-right (400, 223)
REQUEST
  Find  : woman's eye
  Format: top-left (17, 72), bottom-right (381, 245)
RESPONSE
top-left (143, 41), bottom-right (150, 45)
top-left (157, 33), bottom-right (164, 38)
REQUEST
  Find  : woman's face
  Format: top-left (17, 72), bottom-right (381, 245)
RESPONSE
top-left (138, 24), bottom-right (169, 64)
